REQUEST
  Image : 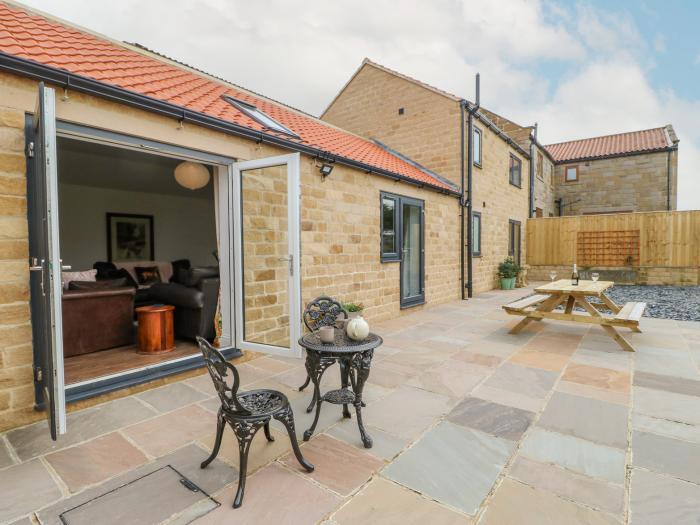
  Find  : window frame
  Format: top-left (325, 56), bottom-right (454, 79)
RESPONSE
top-left (565, 165), bottom-right (579, 182)
top-left (508, 219), bottom-right (522, 264)
top-left (536, 151), bottom-right (544, 180)
top-left (509, 154), bottom-right (522, 188)
top-left (380, 192), bottom-right (400, 262)
top-left (473, 126), bottom-right (482, 168)
top-left (222, 95), bottom-right (299, 138)
top-left (472, 211), bottom-right (482, 257)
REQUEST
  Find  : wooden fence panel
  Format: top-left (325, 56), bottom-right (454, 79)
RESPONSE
top-left (527, 210), bottom-right (700, 267)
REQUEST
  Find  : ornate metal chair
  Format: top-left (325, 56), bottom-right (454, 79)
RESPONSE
top-left (299, 296), bottom-right (348, 411)
top-left (196, 337), bottom-right (313, 508)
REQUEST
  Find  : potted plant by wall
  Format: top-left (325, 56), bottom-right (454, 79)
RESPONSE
top-left (498, 257), bottom-right (521, 290)
top-left (342, 302), bottom-right (364, 319)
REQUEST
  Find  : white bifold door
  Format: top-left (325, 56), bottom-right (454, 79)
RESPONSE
top-left (231, 153), bottom-right (302, 358)
top-left (27, 83), bottom-right (66, 439)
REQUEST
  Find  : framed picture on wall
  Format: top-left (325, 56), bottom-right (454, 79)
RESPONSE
top-left (106, 213), bottom-right (154, 261)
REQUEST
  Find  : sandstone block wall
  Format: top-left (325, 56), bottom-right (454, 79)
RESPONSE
top-left (322, 64), bottom-right (462, 188)
top-left (554, 151), bottom-right (676, 215)
top-left (0, 104), bottom-right (33, 432)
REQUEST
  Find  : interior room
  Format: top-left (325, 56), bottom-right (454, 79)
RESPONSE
top-left (56, 137), bottom-right (220, 385)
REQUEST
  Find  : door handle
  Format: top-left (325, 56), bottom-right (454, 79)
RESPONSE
top-left (29, 258), bottom-right (46, 296)
top-left (60, 259), bottom-right (71, 271)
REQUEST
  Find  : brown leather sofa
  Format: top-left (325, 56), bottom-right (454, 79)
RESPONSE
top-left (62, 287), bottom-right (136, 358)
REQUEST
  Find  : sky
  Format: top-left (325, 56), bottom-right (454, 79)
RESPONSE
top-left (20, 0), bottom-right (700, 209)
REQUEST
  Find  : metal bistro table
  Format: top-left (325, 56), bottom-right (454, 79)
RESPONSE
top-left (298, 329), bottom-right (382, 448)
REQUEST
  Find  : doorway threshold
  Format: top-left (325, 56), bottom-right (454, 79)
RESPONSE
top-left (61, 346), bottom-right (241, 405)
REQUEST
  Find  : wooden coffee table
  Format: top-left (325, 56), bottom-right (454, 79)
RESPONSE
top-left (135, 304), bottom-right (175, 354)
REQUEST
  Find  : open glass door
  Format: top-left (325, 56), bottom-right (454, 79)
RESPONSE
top-left (232, 153), bottom-right (301, 357)
top-left (400, 197), bottom-right (425, 308)
top-left (28, 83), bottom-right (66, 439)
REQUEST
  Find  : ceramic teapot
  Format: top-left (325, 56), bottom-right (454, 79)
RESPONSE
top-left (346, 316), bottom-right (369, 341)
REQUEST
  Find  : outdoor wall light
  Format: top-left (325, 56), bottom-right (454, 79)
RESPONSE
top-left (319, 162), bottom-right (334, 177)
top-left (174, 161), bottom-right (210, 190)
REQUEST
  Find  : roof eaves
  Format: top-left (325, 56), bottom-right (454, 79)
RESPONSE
top-left (467, 102), bottom-right (531, 160)
top-left (551, 146), bottom-right (678, 165)
top-left (0, 50), bottom-right (458, 197)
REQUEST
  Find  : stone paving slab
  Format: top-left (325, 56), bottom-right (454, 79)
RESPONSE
top-left (363, 386), bottom-right (452, 439)
top-left (556, 380), bottom-right (630, 406)
top-left (384, 421), bottom-right (514, 515)
top-left (633, 370), bottom-right (700, 397)
top-left (324, 420), bottom-right (407, 461)
top-left (195, 463), bottom-right (341, 524)
top-left (480, 478), bottom-right (621, 525)
top-left (122, 404), bottom-right (216, 457)
top-left (45, 431), bottom-right (147, 493)
top-left (629, 469), bottom-right (700, 525)
top-left (537, 391), bottom-right (629, 448)
top-left (633, 386), bottom-right (700, 425)
top-left (482, 362), bottom-right (558, 400)
top-left (37, 444), bottom-right (236, 525)
top-left (0, 436), bottom-right (15, 469)
top-left (280, 434), bottom-right (384, 496)
top-left (0, 458), bottom-right (62, 523)
top-left (632, 413), bottom-right (700, 443)
top-left (332, 477), bottom-right (468, 524)
top-left (520, 427), bottom-right (626, 484)
top-left (6, 397), bottom-right (157, 461)
top-left (447, 397), bottom-right (534, 441)
top-left (472, 384), bottom-right (545, 413)
top-left (633, 431), bottom-right (700, 484)
top-left (135, 381), bottom-right (209, 413)
top-left (197, 425), bottom-right (290, 473)
top-left (561, 364), bottom-right (630, 394)
top-left (508, 456), bottom-right (625, 516)
top-left (634, 349), bottom-right (700, 380)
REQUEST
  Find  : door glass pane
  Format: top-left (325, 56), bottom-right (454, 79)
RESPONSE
top-left (402, 203), bottom-right (422, 300)
top-left (240, 164), bottom-right (289, 347)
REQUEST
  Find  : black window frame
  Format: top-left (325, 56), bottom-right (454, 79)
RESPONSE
top-left (509, 154), bottom-right (522, 188)
top-left (508, 219), bottom-right (522, 265)
top-left (380, 192), bottom-right (425, 308)
top-left (380, 192), bottom-right (400, 262)
top-left (536, 151), bottom-right (544, 180)
top-left (473, 126), bottom-right (482, 168)
top-left (472, 211), bottom-right (482, 257)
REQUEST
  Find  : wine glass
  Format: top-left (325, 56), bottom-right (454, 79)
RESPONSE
top-left (591, 272), bottom-right (599, 282)
top-left (549, 271), bottom-right (557, 282)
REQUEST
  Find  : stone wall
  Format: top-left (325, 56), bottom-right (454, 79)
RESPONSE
top-left (534, 146), bottom-right (556, 217)
top-left (322, 64), bottom-right (463, 188)
top-left (471, 122), bottom-right (531, 293)
top-left (553, 151), bottom-right (677, 215)
top-left (0, 104), bottom-right (33, 432)
top-left (528, 265), bottom-right (700, 286)
top-left (299, 159), bottom-right (461, 322)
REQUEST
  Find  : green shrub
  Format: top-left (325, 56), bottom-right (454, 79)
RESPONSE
top-left (498, 257), bottom-right (521, 279)
top-left (343, 302), bottom-right (364, 313)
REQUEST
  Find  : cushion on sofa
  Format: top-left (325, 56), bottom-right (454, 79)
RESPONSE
top-left (68, 278), bottom-right (128, 291)
top-left (116, 260), bottom-right (173, 284)
top-left (135, 266), bottom-right (162, 285)
top-left (62, 269), bottom-right (97, 290)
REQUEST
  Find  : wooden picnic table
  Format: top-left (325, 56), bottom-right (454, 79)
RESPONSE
top-left (502, 279), bottom-right (646, 352)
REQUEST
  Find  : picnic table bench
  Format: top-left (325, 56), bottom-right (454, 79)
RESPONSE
top-left (502, 279), bottom-right (646, 352)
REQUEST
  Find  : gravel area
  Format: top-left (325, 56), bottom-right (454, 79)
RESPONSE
top-left (606, 285), bottom-right (700, 322)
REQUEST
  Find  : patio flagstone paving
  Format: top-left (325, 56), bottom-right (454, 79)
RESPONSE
top-left (1, 284), bottom-right (700, 524)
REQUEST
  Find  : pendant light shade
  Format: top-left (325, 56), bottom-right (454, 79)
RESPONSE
top-left (174, 161), bottom-right (210, 190)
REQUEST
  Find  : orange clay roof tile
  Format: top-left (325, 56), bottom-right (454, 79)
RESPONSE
top-left (545, 127), bottom-right (673, 163)
top-left (0, 2), bottom-right (456, 192)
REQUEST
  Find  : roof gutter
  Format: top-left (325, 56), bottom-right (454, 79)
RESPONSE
top-left (0, 52), bottom-right (460, 197)
top-left (466, 103), bottom-right (530, 160)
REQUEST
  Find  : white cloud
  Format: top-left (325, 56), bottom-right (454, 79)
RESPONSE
top-left (18, 0), bottom-right (700, 209)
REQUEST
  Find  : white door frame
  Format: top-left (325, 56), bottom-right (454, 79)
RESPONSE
top-left (231, 153), bottom-right (302, 357)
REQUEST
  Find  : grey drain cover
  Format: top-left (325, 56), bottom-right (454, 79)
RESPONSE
top-left (59, 465), bottom-right (219, 525)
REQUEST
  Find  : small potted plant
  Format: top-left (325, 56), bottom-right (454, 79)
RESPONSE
top-left (498, 257), bottom-right (521, 290)
top-left (342, 302), bottom-right (364, 319)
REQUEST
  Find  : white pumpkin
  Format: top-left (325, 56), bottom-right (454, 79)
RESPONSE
top-left (346, 316), bottom-right (369, 341)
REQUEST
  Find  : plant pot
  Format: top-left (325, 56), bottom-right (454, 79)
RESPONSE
top-left (347, 311), bottom-right (361, 320)
top-left (500, 277), bottom-right (516, 290)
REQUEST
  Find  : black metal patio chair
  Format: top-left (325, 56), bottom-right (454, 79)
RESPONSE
top-left (298, 296), bottom-right (348, 411)
top-left (196, 336), bottom-right (314, 508)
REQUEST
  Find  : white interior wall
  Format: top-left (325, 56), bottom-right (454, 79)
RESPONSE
top-left (58, 183), bottom-right (218, 271)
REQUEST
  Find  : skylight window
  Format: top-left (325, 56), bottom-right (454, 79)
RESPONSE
top-left (222, 95), bottom-right (298, 137)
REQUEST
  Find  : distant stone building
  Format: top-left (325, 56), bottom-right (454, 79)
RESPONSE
top-left (545, 127), bottom-right (679, 215)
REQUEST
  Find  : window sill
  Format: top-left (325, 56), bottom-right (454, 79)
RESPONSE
top-left (400, 299), bottom-right (426, 310)
top-left (472, 253), bottom-right (482, 258)
top-left (473, 162), bottom-right (482, 169)
top-left (381, 257), bottom-right (400, 263)
top-left (509, 182), bottom-right (522, 189)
